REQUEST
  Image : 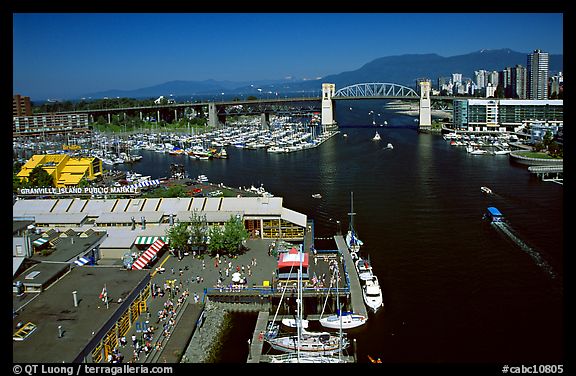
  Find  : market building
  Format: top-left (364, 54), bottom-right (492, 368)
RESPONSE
top-left (17, 154), bottom-right (103, 188)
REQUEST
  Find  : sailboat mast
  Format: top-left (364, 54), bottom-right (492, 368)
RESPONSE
top-left (348, 191), bottom-right (355, 232)
top-left (297, 245), bottom-right (302, 362)
top-left (337, 267), bottom-right (342, 362)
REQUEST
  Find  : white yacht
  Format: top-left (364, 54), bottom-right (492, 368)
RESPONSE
top-left (355, 257), bottom-right (374, 282)
top-left (363, 276), bottom-right (384, 313)
top-left (372, 131), bottom-right (381, 141)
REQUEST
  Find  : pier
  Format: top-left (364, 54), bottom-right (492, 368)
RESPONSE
top-left (528, 165), bottom-right (563, 185)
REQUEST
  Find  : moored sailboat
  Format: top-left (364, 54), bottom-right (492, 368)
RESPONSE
top-left (265, 248), bottom-right (350, 359)
top-left (346, 191), bottom-right (363, 258)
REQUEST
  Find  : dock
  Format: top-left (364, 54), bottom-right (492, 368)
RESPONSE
top-left (334, 235), bottom-right (367, 318)
top-left (246, 311), bottom-right (269, 363)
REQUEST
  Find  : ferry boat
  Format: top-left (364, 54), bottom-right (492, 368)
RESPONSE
top-left (484, 207), bottom-right (503, 222)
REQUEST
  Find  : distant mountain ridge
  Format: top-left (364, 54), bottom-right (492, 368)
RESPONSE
top-left (82, 49), bottom-right (563, 99)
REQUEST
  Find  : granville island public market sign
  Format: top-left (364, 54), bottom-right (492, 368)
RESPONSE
top-left (18, 186), bottom-right (140, 195)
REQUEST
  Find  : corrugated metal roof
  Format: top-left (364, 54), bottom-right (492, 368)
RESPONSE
top-left (96, 211), bottom-right (163, 224)
top-left (157, 197), bottom-right (192, 214)
top-left (34, 213), bottom-right (88, 225)
top-left (82, 199), bottom-right (117, 216)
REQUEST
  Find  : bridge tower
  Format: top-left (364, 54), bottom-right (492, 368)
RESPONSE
top-left (321, 83), bottom-right (336, 131)
top-left (208, 103), bottom-right (218, 127)
top-left (418, 81), bottom-right (432, 131)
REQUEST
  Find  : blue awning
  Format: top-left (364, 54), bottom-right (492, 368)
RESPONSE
top-left (487, 207), bottom-right (503, 216)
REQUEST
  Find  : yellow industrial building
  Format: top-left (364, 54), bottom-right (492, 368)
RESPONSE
top-left (17, 154), bottom-right (103, 188)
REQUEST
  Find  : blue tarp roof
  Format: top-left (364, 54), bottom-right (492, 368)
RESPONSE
top-left (487, 207), bottom-right (503, 216)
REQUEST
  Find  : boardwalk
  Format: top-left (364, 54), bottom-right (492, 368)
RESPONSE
top-left (334, 235), bottom-right (367, 318)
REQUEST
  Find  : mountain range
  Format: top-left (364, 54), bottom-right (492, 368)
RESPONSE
top-left (83, 49), bottom-right (563, 99)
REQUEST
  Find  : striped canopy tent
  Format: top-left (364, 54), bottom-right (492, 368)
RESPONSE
top-left (32, 237), bottom-right (49, 247)
top-left (74, 256), bottom-right (93, 266)
top-left (131, 238), bottom-right (166, 270)
top-left (127, 179), bottom-right (161, 191)
top-left (134, 236), bottom-right (169, 245)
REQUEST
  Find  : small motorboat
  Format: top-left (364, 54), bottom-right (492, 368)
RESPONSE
top-left (385, 143), bottom-right (393, 150)
top-left (312, 193), bottom-right (322, 199)
top-left (372, 131), bottom-right (381, 141)
top-left (481, 186), bottom-right (493, 195)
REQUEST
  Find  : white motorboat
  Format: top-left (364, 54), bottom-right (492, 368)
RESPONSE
top-left (385, 143), bottom-right (394, 150)
top-left (363, 276), bottom-right (384, 313)
top-left (372, 131), bottom-right (381, 141)
top-left (319, 311), bottom-right (367, 330)
top-left (481, 186), bottom-right (493, 195)
top-left (312, 193), bottom-right (322, 199)
top-left (355, 257), bottom-right (374, 282)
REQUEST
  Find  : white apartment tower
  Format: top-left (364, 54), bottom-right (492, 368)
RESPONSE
top-left (527, 49), bottom-right (549, 99)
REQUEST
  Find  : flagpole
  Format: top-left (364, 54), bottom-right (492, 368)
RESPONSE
top-left (105, 283), bottom-right (109, 309)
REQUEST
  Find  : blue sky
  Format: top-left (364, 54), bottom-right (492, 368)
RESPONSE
top-left (13, 13), bottom-right (563, 100)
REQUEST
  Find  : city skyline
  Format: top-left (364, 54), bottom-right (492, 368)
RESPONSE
top-left (13, 13), bottom-right (563, 100)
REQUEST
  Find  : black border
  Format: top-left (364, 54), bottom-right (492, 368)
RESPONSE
top-left (7, 2), bottom-right (571, 375)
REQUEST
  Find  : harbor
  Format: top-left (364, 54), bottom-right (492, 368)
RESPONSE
top-left (13, 110), bottom-right (563, 364)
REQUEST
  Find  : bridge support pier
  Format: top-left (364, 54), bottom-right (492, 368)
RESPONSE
top-left (418, 81), bottom-right (432, 131)
top-left (260, 113), bottom-right (270, 129)
top-left (208, 103), bottom-right (218, 127)
top-left (321, 83), bottom-right (337, 132)
top-left (107, 113), bottom-right (111, 124)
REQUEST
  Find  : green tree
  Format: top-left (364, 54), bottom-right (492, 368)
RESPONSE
top-left (189, 211), bottom-right (209, 253)
top-left (13, 170), bottom-right (27, 193)
top-left (27, 166), bottom-right (54, 188)
top-left (222, 215), bottom-right (249, 256)
top-left (548, 141), bottom-right (563, 158)
top-left (208, 225), bottom-right (225, 255)
top-left (78, 176), bottom-right (91, 188)
top-left (165, 222), bottom-right (190, 260)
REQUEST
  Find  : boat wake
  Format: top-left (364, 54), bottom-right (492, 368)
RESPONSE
top-left (492, 221), bottom-right (556, 279)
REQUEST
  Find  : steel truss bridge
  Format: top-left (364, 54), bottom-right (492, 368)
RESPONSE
top-left (27, 83), bottom-right (455, 131)
top-left (333, 82), bottom-right (419, 99)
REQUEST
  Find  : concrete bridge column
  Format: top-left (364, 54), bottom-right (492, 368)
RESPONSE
top-left (174, 109), bottom-right (178, 122)
top-left (139, 111), bottom-right (143, 120)
top-left (321, 83), bottom-right (336, 131)
top-left (208, 103), bottom-right (218, 127)
top-left (157, 110), bottom-right (161, 123)
top-left (107, 113), bottom-right (111, 124)
top-left (260, 113), bottom-right (270, 129)
top-left (419, 81), bottom-right (432, 131)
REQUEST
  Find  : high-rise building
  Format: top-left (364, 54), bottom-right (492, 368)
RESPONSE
top-left (475, 70), bottom-right (488, 90)
top-left (500, 67), bottom-right (513, 97)
top-left (13, 94), bottom-right (32, 116)
top-left (527, 49), bottom-right (549, 99)
top-left (511, 65), bottom-right (527, 99)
